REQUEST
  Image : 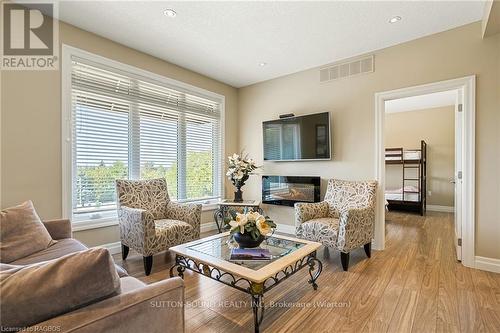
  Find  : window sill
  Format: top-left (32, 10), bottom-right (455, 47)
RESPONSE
top-left (72, 218), bottom-right (118, 232)
top-left (72, 203), bottom-right (219, 231)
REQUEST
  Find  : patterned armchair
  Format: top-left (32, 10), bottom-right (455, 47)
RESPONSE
top-left (295, 179), bottom-right (377, 271)
top-left (116, 178), bottom-right (201, 275)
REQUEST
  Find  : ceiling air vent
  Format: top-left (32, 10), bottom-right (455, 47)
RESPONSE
top-left (319, 55), bottom-right (374, 83)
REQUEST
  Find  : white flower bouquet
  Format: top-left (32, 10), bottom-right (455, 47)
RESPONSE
top-left (226, 153), bottom-right (259, 202)
top-left (225, 210), bottom-right (276, 246)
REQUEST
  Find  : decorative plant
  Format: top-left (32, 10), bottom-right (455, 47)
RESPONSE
top-left (226, 153), bottom-right (259, 201)
top-left (225, 210), bottom-right (276, 240)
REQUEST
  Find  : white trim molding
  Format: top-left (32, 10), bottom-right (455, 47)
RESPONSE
top-left (275, 223), bottom-right (296, 235)
top-left (72, 219), bottom-right (118, 232)
top-left (475, 256), bottom-right (500, 273)
top-left (374, 75), bottom-right (476, 268)
top-left (426, 205), bottom-right (454, 213)
top-left (96, 241), bottom-right (122, 255)
top-left (201, 222), bottom-right (219, 233)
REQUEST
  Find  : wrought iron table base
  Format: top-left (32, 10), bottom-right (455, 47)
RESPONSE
top-left (169, 252), bottom-right (322, 333)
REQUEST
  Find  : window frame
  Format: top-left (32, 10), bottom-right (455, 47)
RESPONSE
top-left (62, 45), bottom-right (225, 230)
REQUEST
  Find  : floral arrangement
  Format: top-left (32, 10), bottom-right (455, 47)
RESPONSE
top-left (226, 153), bottom-right (259, 187)
top-left (225, 211), bottom-right (277, 240)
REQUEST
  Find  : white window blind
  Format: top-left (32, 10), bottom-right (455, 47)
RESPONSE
top-left (70, 57), bottom-right (222, 221)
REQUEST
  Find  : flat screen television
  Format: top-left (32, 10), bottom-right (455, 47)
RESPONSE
top-left (262, 112), bottom-right (331, 161)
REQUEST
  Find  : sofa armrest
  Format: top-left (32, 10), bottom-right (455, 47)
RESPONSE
top-left (43, 219), bottom-right (72, 240)
top-left (165, 201), bottom-right (201, 238)
top-left (30, 277), bottom-right (185, 333)
top-left (337, 206), bottom-right (375, 252)
top-left (294, 201), bottom-right (329, 228)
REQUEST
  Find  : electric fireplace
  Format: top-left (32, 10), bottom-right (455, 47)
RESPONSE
top-left (262, 176), bottom-right (321, 207)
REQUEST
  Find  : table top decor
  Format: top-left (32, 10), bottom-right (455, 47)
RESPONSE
top-left (225, 210), bottom-right (276, 248)
top-left (226, 152), bottom-right (259, 202)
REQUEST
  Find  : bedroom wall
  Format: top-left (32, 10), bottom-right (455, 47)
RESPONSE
top-left (0, 19), bottom-right (238, 247)
top-left (385, 106), bottom-right (455, 207)
top-left (237, 22), bottom-right (500, 259)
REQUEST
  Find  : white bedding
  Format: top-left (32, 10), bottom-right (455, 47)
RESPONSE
top-left (403, 150), bottom-right (421, 160)
top-left (385, 186), bottom-right (420, 202)
top-left (385, 150), bottom-right (421, 161)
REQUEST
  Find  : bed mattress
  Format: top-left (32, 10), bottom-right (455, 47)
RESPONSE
top-left (385, 150), bottom-right (421, 161)
top-left (385, 186), bottom-right (420, 202)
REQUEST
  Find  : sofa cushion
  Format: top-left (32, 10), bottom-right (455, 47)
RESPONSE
top-left (0, 201), bottom-right (54, 263)
top-left (296, 217), bottom-right (340, 248)
top-left (11, 239), bottom-right (87, 265)
top-left (0, 248), bottom-right (121, 329)
top-left (11, 240), bottom-right (129, 278)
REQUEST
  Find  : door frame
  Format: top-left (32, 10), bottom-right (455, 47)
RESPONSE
top-left (373, 75), bottom-right (475, 268)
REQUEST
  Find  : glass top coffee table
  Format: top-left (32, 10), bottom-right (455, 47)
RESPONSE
top-left (169, 232), bottom-right (322, 333)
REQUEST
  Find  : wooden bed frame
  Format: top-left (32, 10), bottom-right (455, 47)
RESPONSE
top-left (385, 140), bottom-right (427, 216)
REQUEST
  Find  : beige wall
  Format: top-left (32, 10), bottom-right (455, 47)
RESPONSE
top-left (238, 23), bottom-right (500, 259)
top-left (0, 20), bottom-right (238, 246)
top-left (385, 106), bottom-right (455, 207)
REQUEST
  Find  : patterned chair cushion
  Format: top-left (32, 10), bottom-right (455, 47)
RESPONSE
top-left (296, 217), bottom-right (339, 248)
top-left (323, 179), bottom-right (377, 218)
top-left (116, 179), bottom-right (170, 220)
top-left (154, 219), bottom-right (196, 247)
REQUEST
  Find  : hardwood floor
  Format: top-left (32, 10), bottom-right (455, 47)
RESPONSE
top-left (113, 211), bottom-right (500, 332)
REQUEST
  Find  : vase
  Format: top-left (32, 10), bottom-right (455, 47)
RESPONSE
top-left (233, 232), bottom-right (265, 248)
top-left (234, 187), bottom-right (243, 202)
top-left (232, 174), bottom-right (248, 202)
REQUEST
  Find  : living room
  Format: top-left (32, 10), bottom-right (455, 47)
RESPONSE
top-left (1, 1), bottom-right (499, 332)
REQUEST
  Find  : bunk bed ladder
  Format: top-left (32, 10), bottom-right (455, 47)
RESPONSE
top-left (402, 162), bottom-right (420, 202)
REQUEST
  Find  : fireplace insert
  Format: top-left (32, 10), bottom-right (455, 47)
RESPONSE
top-left (262, 176), bottom-right (321, 207)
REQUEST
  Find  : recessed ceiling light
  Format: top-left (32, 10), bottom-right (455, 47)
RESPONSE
top-left (389, 16), bottom-right (402, 24)
top-left (259, 62), bottom-right (267, 67)
top-left (164, 9), bottom-right (177, 18)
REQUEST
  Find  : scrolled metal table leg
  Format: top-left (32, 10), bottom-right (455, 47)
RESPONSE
top-left (307, 253), bottom-right (323, 290)
top-left (251, 293), bottom-right (264, 333)
top-left (169, 255), bottom-right (186, 279)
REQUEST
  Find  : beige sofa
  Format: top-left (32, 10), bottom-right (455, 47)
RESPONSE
top-left (8, 218), bottom-right (185, 333)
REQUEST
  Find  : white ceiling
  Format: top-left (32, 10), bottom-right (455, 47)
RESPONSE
top-left (385, 90), bottom-right (457, 113)
top-left (54, 1), bottom-right (485, 87)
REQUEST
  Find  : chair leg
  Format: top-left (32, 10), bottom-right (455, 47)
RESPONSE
top-left (364, 242), bottom-right (371, 258)
top-left (143, 256), bottom-right (153, 276)
top-left (340, 252), bottom-right (350, 271)
top-left (121, 243), bottom-right (129, 260)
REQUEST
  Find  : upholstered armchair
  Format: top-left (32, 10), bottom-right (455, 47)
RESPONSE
top-left (295, 179), bottom-right (377, 271)
top-left (116, 178), bottom-right (201, 275)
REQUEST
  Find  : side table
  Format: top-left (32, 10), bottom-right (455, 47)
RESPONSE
top-left (213, 200), bottom-right (264, 233)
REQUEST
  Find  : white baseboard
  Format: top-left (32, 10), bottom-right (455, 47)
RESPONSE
top-left (475, 256), bottom-right (500, 273)
top-left (276, 223), bottom-right (295, 235)
top-left (98, 241), bottom-right (122, 255)
top-left (201, 222), bottom-right (219, 233)
top-left (427, 205), bottom-right (454, 213)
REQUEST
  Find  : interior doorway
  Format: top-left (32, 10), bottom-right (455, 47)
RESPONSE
top-left (383, 91), bottom-right (458, 255)
top-left (374, 76), bottom-right (476, 268)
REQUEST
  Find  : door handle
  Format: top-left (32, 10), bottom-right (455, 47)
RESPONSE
top-left (450, 180), bottom-right (456, 184)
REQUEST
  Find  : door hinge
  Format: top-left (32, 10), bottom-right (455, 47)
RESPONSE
top-left (458, 171), bottom-right (463, 179)
top-left (458, 238), bottom-right (462, 246)
top-left (458, 104), bottom-right (463, 112)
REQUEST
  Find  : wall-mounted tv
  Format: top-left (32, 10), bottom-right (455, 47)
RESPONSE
top-left (263, 112), bottom-right (331, 161)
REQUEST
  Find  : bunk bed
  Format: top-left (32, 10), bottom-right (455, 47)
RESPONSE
top-left (385, 140), bottom-right (427, 216)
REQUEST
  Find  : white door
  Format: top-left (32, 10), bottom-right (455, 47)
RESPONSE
top-left (454, 89), bottom-right (463, 261)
